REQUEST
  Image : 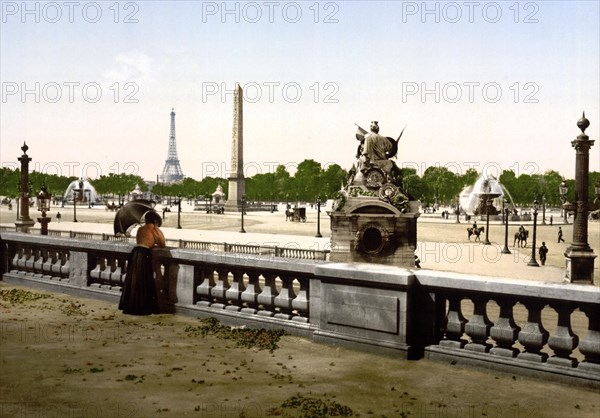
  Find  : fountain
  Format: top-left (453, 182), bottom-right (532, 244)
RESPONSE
top-left (459, 174), bottom-right (516, 219)
top-left (63, 177), bottom-right (99, 204)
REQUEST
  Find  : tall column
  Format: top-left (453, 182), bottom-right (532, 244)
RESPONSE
top-left (564, 113), bottom-right (597, 283)
top-left (225, 84), bottom-right (245, 212)
top-left (15, 142), bottom-right (35, 232)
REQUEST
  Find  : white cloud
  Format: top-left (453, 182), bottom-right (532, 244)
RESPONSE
top-left (103, 50), bottom-right (153, 83)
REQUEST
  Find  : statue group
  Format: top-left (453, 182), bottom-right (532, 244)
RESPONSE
top-left (329, 121), bottom-right (419, 267)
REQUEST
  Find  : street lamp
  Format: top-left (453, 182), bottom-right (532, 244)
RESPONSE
top-left (315, 197), bottom-right (323, 238)
top-left (16, 182), bottom-right (20, 220)
top-left (72, 188), bottom-right (79, 222)
top-left (502, 201), bottom-right (511, 254)
top-left (455, 195), bottom-right (460, 224)
top-left (177, 195), bottom-right (182, 229)
top-left (483, 198), bottom-right (491, 245)
top-left (559, 180), bottom-right (569, 224)
top-left (86, 189), bottom-right (91, 208)
top-left (564, 113), bottom-right (597, 283)
top-left (528, 199), bottom-right (540, 267)
top-left (541, 195), bottom-right (546, 225)
top-left (240, 195), bottom-right (246, 233)
top-left (36, 183), bottom-right (52, 235)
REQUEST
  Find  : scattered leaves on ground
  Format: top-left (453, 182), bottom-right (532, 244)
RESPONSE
top-left (268, 394), bottom-right (354, 417)
top-left (0, 289), bottom-right (51, 305)
top-left (184, 317), bottom-right (287, 352)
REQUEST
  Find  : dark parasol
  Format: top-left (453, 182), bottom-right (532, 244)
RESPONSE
top-left (113, 199), bottom-right (159, 236)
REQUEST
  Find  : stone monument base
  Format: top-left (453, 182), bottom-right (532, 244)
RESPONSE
top-left (329, 197), bottom-right (419, 267)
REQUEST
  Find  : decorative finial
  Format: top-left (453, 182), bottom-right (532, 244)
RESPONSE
top-left (21, 142), bottom-right (28, 154)
top-left (577, 111), bottom-right (590, 133)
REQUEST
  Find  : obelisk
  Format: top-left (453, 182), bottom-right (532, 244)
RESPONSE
top-left (225, 83), bottom-right (245, 212)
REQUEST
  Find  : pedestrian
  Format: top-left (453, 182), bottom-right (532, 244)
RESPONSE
top-left (56, 211), bottom-right (61, 223)
top-left (119, 211), bottom-right (165, 315)
top-left (550, 215), bottom-right (553, 226)
top-left (558, 226), bottom-right (564, 243)
top-left (539, 242), bottom-right (548, 265)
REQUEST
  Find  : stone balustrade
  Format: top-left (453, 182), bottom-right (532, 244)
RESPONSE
top-left (1, 231), bottom-right (598, 388)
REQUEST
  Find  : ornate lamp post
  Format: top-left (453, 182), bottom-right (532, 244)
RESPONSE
top-left (541, 195), bottom-right (546, 225)
top-left (15, 143), bottom-right (35, 232)
top-left (315, 197), bottom-right (323, 238)
top-left (16, 182), bottom-right (20, 220)
top-left (72, 188), bottom-right (79, 222)
top-left (177, 195), bottom-right (182, 229)
top-left (483, 198), bottom-right (491, 245)
top-left (240, 195), bottom-right (246, 233)
top-left (455, 195), bottom-right (460, 223)
top-left (564, 113), bottom-right (597, 283)
top-left (36, 183), bottom-right (52, 235)
top-left (559, 180), bottom-right (569, 224)
top-left (528, 200), bottom-right (540, 267)
top-left (502, 201), bottom-right (511, 254)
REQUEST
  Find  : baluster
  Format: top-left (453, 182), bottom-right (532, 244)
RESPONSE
top-left (33, 249), bottom-right (45, 276)
top-left (577, 305), bottom-right (600, 372)
top-left (517, 300), bottom-right (549, 363)
top-left (274, 275), bottom-right (295, 320)
top-left (440, 294), bottom-right (467, 349)
top-left (196, 268), bottom-right (216, 307)
top-left (51, 251), bottom-right (61, 275)
top-left (110, 258), bottom-right (126, 290)
top-left (101, 258), bottom-right (116, 284)
top-left (90, 257), bottom-right (106, 281)
top-left (241, 271), bottom-right (261, 314)
top-left (33, 249), bottom-right (47, 277)
top-left (225, 271), bottom-right (246, 312)
top-left (59, 252), bottom-right (70, 278)
top-left (24, 248), bottom-right (36, 272)
top-left (464, 296), bottom-right (493, 353)
top-left (291, 278), bottom-right (309, 323)
top-left (11, 247), bottom-right (22, 271)
top-left (257, 273), bottom-right (278, 317)
top-left (210, 269), bottom-right (230, 309)
top-left (547, 303), bottom-right (579, 367)
top-left (490, 298), bottom-right (521, 358)
top-left (42, 250), bottom-right (56, 276)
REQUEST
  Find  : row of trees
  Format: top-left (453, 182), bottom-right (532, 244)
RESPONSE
top-left (1, 164), bottom-right (597, 208)
top-left (400, 166), bottom-right (598, 207)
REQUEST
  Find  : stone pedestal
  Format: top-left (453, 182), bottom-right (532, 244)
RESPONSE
top-left (329, 197), bottom-right (419, 267)
top-left (564, 248), bottom-right (597, 284)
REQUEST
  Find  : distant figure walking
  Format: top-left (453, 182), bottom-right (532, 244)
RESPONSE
top-left (558, 227), bottom-right (565, 243)
top-left (550, 215), bottom-right (553, 226)
top-left (56, 212), bottom-right (61, 223)
top-left (539, 242), bottom-right (548, 265)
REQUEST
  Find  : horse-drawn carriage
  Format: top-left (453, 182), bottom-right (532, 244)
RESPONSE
top-left (285, 207), bottom-right (306, 222)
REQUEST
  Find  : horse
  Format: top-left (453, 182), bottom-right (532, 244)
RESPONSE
top-left (467, 226), bottom-right (485, 241)
top-left (285, 209), bottom-right (294, 222)
top-left (514, 230), bottom-right (529, 248)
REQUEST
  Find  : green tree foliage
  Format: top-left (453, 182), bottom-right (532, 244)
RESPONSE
top-left (1, 166), bottom-right (596, 209)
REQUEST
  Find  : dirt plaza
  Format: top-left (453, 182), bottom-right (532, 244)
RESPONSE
top-left (1, 203), bottom-right (599, 417)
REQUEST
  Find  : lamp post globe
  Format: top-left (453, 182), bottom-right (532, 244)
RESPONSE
top-left (36, 183), bottom-right (52, 235)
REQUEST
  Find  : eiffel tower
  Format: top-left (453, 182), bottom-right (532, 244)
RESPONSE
top-left (160, 108), bottom-right (184, 184)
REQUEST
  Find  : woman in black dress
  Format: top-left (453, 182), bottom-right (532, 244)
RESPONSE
top-left (119, 211), bottom-right (166, 315)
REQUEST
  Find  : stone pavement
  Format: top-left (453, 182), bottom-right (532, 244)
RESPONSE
top-left (1, 282), bottom-right (598, 418)
top-left (2, 204), bottom-right (598, 284)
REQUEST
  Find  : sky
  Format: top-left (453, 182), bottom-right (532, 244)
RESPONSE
top-left (1, 0), bottom-right (599, 183)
